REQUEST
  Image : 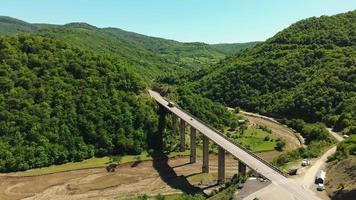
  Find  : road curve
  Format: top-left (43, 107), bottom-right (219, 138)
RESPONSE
top-left (149, 90), bottom-right (323, 200)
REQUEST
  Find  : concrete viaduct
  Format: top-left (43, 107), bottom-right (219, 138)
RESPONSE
top-left (149, 90), bottom-right (322, 200)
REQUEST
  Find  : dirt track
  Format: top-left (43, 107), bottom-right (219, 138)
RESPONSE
top-left (238, 111), bottom-right (303, 150)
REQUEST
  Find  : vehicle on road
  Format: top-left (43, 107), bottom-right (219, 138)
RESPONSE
top-left (315, 170), bottom-right (326, 184)
top-left (288, 168), bottom-right (298, 175)
top-left (301, 159), bottom-right (310, 167)
top-left (317, 183), bottom-right (325, 191)
top-left (259, 177), bottom-right (267, 182)
top-left (168, 101), bottom-right (175, 107)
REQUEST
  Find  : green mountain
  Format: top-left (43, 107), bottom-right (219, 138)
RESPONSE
top-left (210, 41), bottom-right (261, 54)
top-left (193, 11), bottom-right (356, 134)
top-left (0, 34), bottom-right (162, 172)
top-left (0, 16), bottom-right (227, 79)
top-left (0, 16), bottom-right (39, 34)
top-left (0, 18), bottom-right (239, 173)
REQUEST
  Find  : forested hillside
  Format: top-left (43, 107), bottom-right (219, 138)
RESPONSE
top-left (0, 25), bottom-right (238, 172)
top-left (0, 16), bottom-right (227, 79)
top-left (0, 35), bottom-right (161, 172)
top-left (193, 11), bottom-right (356, 134)
top-left (210, 42), bottom-right (260, 54)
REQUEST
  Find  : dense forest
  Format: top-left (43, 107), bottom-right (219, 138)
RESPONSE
top-left (190, 11), bottom-right (356, 135)
top-left (0, 35), bottom-right (162, 172)
top-left (0, 35), bottom-right (238, 172)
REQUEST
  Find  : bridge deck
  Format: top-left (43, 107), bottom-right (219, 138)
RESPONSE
top-left (149, 90), bottom-right (322, 200)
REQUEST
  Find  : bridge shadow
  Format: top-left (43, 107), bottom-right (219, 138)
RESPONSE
top-left (331, 189), bottom-right (356, 200)
top-left (150, 151), bottom-right (204, 195)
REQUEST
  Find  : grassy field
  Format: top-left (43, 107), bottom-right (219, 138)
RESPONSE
top-left (225, 126), bottom-right (277, 152)
top-left (12, 150), bottom-right (194, 177)
top-left (187, 172), bottom-right (216, 184)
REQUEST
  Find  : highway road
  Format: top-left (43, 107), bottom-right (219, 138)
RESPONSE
top-left (149, 90), bottom-right (323, 200)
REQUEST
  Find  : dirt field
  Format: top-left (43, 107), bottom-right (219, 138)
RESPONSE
top-left (1, 152), bottom-right (278, 200)
top-left (0, 111), bottom-right (295, 200)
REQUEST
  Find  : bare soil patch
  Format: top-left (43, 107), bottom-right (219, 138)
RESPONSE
top-left (326, 157), bottom-right (356, 200)
top-left (0, 153), bottom-right (277, 200)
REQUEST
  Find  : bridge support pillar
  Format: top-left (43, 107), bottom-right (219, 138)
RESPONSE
top-left (202, 135), bottom-right (209, 173)
top-left (218, 147), bottom-right (225, 184)
top-left (172, 114), bottom-right (177, 134)
top-left (180, 119), bottom-right (186, 152)
top-left (238, 160), bottom-right (247, 176)
top-left (190, 127), bottom-right (196, 163)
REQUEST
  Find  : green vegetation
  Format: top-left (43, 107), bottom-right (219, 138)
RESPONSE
top-left (167, 86), bottom-right (238, 130)
top-left (328, 134), bottom-right (356, 162)
top-left (282, 119), bottom-right (332, 144)
top-left (9, 150), bottom-right (192, 176)
top-left (210, 42), bottom-right (260, 54)
top-left (0, 16), bottom-right (228, 79)
top-left (0, 16), bottom-right (39, 34)
top-left (274, 140), bottom-right (332, 168)
top-left (0, 34), bottom-right (162, 172)
top-left (273, 121), bottom-right (335, 168)
top-left (207, 175), bottom-right (247, 200)
top-left (191, 11), bottom-right (356, 135)
top-left (0, 12), bottom-right (355, 200)
top-left (225, 126), bottom-right (278, 152)
top-left (0, 21), bottom-right (241, 173)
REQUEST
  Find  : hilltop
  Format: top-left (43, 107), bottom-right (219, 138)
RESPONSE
top-left (193, 11), bottom-right (356, 134)
top-left (210, 41), bottom-right (260, 54)
top-left (0, 16), bottom-right (255, 80)
top-left (0, 16), bottom-right (223, 78)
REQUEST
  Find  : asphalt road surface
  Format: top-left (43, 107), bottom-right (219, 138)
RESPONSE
top-left (149, 90), bottom-right (323, 200)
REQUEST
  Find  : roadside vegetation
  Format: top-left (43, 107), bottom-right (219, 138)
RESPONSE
top-left (207, 175), bottom-right (247, 200)
top-left (272, 120), bottom-right (336, 169)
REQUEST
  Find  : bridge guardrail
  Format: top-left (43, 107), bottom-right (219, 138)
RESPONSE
top-left (160, 96), bottom-right (287, 177)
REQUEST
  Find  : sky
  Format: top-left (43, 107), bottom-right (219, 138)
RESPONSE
top-left (0, 0), bottom-right (355, 44)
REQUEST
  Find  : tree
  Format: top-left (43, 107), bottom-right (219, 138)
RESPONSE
top-left (275, 139), bottom-right (286, 151)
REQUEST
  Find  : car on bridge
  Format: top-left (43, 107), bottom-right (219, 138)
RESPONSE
top-left (168, 101), bottom-right (175, 107)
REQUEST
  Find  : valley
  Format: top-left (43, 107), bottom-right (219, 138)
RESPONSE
top-left (0, 4), bottom-right (355, 200)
